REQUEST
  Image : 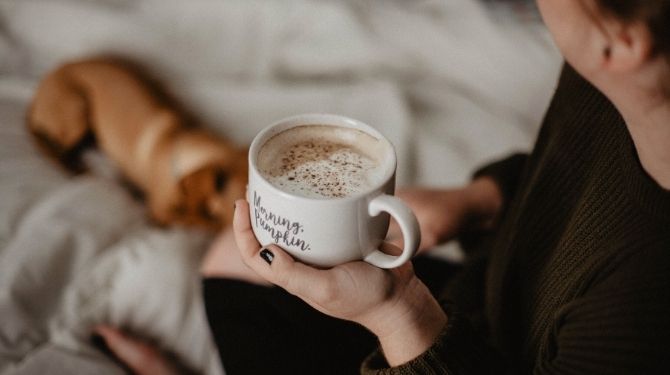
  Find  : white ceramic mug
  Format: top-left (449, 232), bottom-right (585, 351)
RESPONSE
top-left (247, 113), bottom-right (419, 268)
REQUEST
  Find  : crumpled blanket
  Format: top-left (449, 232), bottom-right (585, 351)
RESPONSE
top-left (0, 0), bottom-right (561, 374)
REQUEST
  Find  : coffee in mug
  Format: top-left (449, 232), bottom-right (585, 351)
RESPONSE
top-left (248, 114), bottom-right (420, 269)
top-left (257, 125), bottom-right (388, 199)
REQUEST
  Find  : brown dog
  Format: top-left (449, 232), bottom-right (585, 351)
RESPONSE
top-left (27, 58), bottom-right (248, 230)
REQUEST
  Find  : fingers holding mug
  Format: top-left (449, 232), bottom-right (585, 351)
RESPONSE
top-left (232, 199), bottom-right (333, 296)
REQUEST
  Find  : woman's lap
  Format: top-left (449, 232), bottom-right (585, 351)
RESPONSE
top-left (203, 255), bottom-right (461, 374)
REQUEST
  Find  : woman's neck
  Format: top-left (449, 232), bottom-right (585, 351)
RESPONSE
top-left (610, 77), bottom-right (670, 190)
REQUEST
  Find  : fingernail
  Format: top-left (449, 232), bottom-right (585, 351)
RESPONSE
top-left (260, 248), bottom-right (274, 265)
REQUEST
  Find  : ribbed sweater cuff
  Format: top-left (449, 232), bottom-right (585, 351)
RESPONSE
top-left (472, 153), bottom-right (528, 208)
top-left (360, 303), bottom-right (501, 374)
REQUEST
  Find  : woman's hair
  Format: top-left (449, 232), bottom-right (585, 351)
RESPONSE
top-left (595, 1), bottom-right (670, 57)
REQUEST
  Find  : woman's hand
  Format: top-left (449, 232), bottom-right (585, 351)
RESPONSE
top-left (92, 326), bottom-right (183, 375)
top-left (388, 177), bottom-right (503, 253)
top-left (232, 200), bottom-right (447, 366)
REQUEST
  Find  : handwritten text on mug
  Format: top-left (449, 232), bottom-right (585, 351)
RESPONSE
top-left (253, 191), bottom-right (311, 251)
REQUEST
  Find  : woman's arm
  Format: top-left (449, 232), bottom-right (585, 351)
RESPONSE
top-left (472, 153), bottom-right (528, 211)
top-left (371, 276), bottom-right (448, 366)
top-left (389, 176), bottom-right (504, 253)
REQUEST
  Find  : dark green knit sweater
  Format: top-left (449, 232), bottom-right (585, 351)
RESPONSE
top-left (362, 65), bottom-right (670, 374)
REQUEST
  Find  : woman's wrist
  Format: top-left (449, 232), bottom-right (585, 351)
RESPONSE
top-left (464, 176), bottom-right (504, 229)
top-left (369, 276), bottom-right (448, 367)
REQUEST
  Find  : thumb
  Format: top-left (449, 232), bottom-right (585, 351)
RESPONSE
top-left (385, 218), bottom-right (404, 249)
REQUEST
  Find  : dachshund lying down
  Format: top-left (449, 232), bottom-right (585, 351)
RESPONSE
top-left (27, 58), bottom-right (248, 229)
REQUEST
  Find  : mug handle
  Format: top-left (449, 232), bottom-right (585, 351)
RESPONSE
top-left (364, 194), bottom-right (420, 269)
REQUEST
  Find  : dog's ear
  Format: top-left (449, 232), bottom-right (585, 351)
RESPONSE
top-left (175, 165), bottom-right (227, 229)
top-left (179, 167), bottom-right (214, 211)
top-left (176, 160), bottom-right (247, 229)
top-left (213, 168), bottom-right (228, 193)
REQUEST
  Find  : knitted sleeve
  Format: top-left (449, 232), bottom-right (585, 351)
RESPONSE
top-left (535, 246), bottom-right (670, 374)
top-left (360, 303), bottom-right (505, 375)
top-left (472, 153), bottom-right (528, 208)
top-left (361, 246), bottom-right (670, 374)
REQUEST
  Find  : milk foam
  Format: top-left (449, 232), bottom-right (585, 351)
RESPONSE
top-left (257, 125), bottom-right (389, 199)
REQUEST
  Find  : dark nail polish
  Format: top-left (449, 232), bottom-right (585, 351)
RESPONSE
top-left (260, 248), bottom-right (274, 265)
